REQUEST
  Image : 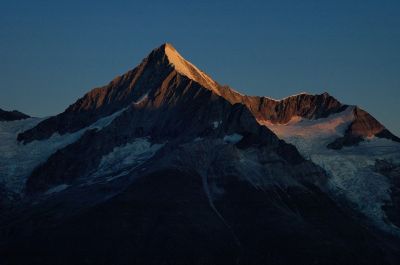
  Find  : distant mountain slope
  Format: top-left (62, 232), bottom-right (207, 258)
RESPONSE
top-left (327, 106), bottom-right (400, 149)
top-left (217, 88), bottom-right (399, 148)
top-left (262, 106), bottom-right (400, 233)
top-left (0, 108), bottom-right (29, 121)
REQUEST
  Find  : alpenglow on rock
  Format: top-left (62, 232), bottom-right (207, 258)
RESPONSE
top-left (1, 43), bottom-right (400, 265)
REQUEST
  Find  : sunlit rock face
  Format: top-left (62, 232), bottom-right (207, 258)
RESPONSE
top-left (17, 43), bottom-right (221, 143)
top-left (17, 43), bottom-right (399, 147)
top-left (1, 43), bottom-right (400, 265)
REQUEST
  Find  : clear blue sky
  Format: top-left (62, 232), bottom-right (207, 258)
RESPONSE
top-left (1, 0), bottom-right (399, 135)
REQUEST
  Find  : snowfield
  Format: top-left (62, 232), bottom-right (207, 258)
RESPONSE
top-left (260, 106), bottom-right (400, 234)
top-left (0, 108), bottom-right (128, 194)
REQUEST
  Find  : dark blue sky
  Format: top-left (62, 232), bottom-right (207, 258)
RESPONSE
top-left (1, 0), bottom-right (399, 134)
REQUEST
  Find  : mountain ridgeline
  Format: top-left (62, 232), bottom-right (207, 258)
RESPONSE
top-left (1, 43), bottom-right (400, 265)
top-left (0, 108), bottom-right (29, 121)
top-left (17, 44), bottom-right (399, 149)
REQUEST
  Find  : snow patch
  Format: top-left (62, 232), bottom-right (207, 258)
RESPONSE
top-left (88, 107), bottom-right (128, 130)
top-left (223, 133), bottom-right (243, 144)
top-left (45, 184), bottom-right (70, 195)
top-left (134, 91), bottom-right (149, 105)
top-left (259, 106), bottom-right (355, 154)
top-left (213, 121), bottom-right (222, 129)
top-left (106, 171), bottom-right (130, 182)
top-left (92, 138), bottom-right (164, 179)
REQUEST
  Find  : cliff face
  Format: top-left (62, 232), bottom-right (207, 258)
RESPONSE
top-left (247, 92), bottom-right (346, 123)
top-left (199, 84), bottom-right (347, 124)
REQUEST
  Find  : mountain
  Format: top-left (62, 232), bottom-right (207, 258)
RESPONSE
top-left (0, 108), bottom-right (29, 121)
top-left (17, 43), bottom-right (222, 143)
top-left (1, 43), bottom-right (400, 265)
top-left (327, 106), bottom-right (400, 149)
top-left (204, 84), bottom-right (399, 149)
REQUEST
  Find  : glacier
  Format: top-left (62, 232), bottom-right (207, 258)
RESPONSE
top-left (261, 106), bottom-right (400, 233)
top-left (0, 108), bottom-right (128, 194)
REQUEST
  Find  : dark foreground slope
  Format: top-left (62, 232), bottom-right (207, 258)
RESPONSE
top-left (2, 168), bottom-right (398, 265)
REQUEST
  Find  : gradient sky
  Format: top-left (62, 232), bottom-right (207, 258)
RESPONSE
top-left (1, 0), bottom-right (399, 134)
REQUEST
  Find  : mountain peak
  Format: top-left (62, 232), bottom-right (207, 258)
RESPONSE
top-left (151, 42), bottom-right (176, 56)
top-left (150, 43), bottom-right (220, 93)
